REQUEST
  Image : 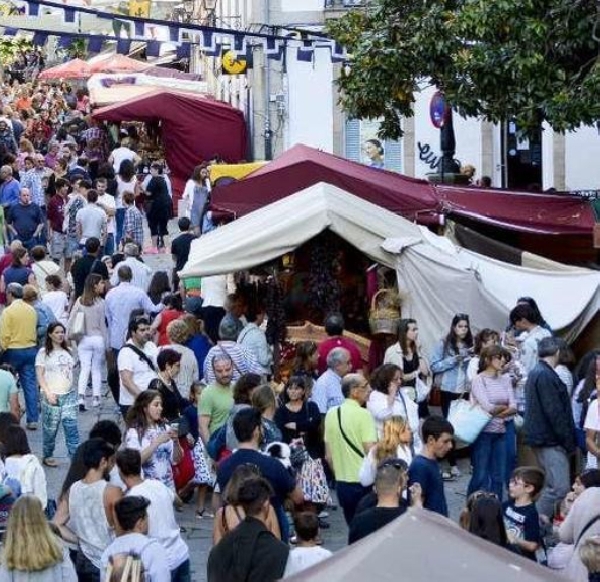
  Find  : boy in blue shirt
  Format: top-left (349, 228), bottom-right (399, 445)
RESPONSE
top-left (408, 415), bottom-right (454, 516)
top-left (503, 466), bottom-right (545, 561)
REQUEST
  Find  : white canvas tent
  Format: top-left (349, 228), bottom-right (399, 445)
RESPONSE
top-left (180, 182), bottom-right (600, 352)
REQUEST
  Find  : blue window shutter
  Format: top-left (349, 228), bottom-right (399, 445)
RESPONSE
top-left (383, 138), bottom-right (402, 172)
top-left (345, 119), bottom-right (361, 163)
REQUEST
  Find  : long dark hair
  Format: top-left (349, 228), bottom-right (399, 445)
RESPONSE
top-left (80, 273), bottom-right (102, 307)
top-left (443, 314), bottom-right (473, 355)
top-left (125, 390), bottom-right (164, 437)
top-left (45, 322), bottom-right (70, 356)
top-left (465, 494), bottom-right (508, 547)
top-left (578, 357), bottom-right (599, 404)
top-left (397, 318), bottom-right (417, 354)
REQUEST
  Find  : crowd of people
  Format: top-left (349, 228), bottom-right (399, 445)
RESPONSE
top-left (0, 77), bottom-right (599, 582)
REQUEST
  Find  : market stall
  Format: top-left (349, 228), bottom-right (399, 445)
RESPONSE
top-left (92, 88), bottom-right (247, 195)
top-left (181, 182), bottom-right (600, 356)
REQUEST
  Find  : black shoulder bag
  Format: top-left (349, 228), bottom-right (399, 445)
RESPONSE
top-left (337, 407), bottom-right (365, 459)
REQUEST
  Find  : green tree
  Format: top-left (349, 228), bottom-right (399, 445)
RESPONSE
top-left (327, 0), bottom-right (600, 139)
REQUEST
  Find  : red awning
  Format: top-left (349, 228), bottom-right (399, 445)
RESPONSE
top-left (38, 58), bottom-right (92, 80)
top-left (92, 89), bottom-right (247, 194)
top-left (88, 54), bottom-right (151, 75)
top-left (212, 144), bottom-right (441, 221)
top-left (437, 185), bottom-right (594, 235)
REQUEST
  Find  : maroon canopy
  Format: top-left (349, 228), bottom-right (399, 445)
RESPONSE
top-left (212, 144), bottom-right (442, 222)
top-left (212, 144), bottom-right (594, 236)
top-left (438, 184), bottom-right (595, 235)
top-left (93, 89), bottom-right (247, 194)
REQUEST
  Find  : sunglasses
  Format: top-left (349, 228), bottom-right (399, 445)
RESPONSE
top-left (378, 458), bottom-right (408, 472)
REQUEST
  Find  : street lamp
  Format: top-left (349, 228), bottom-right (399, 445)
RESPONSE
top-left (201, 0), bottom-right (218, 26)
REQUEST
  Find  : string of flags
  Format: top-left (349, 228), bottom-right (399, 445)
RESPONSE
top-left (1, 0), bottom-right (348, 66)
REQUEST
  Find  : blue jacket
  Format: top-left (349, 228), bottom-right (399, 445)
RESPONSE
top-left (430, 339), bottom-right (470, 394)
top-left (523, 360), bottom-right (576, 453)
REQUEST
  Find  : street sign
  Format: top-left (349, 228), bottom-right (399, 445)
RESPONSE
top-left (430, 91), bottom-right (446, 129)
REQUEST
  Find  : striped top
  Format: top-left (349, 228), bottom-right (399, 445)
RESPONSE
top-left (470, 373), bottom-right (516, 433)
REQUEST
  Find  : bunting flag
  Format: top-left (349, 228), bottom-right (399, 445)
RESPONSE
top-left (16, 0), bottom-right (348, 65)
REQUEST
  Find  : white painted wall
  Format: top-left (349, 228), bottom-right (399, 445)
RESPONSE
top-left (280, 0), bottom-right (324, 11)
top-left (412, 85), bottom-right (483, 180)
top-left (541, 122), bottom-right (554, 191)
top-left (564, 125), bottom-right (600, 191)
top-left (285, 47), bottom-right (334, 152)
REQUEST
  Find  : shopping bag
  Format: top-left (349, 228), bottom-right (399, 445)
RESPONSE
top-left (299, 458), bottom-right (330, 505)
top-left (447, 398), bottom-right (492, 444)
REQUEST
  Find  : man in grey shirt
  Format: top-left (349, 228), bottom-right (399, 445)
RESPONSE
top-left (75, 189), bottom-right (107, 247)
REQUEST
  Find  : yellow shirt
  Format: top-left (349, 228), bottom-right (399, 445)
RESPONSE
top-left (324, 399), bottom-right (377, 483)
top-left (0, 300), bottom-right (37, 349)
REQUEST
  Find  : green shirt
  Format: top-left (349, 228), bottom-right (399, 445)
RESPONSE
top-left (198, 383), bottom-right (234, 435)
top-left (324, 399), bottom-right (377, 483)
top-left (0, 369), bottom-right (17, 413)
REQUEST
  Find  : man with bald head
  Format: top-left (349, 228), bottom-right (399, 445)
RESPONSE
top-left (7, 187), bottom-right (44, 249)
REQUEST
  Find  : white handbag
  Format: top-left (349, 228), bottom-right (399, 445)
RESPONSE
top-left (447, 398), bottom-right (492, 444)
top-left (68, 307), bottom-right (85, 342)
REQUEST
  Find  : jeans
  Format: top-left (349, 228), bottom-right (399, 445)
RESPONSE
top-left (3, 347), bottom-right (38, 422)
top-left (467, 431), bottom-right (507, 500)
top-left (336, 481), bottom-right (370, 525)
top-left (42, 390), bottom-right (79, 459)
top-left (75, 550), bottom-right (100, 582)
top-left (115, 208), bottom-right (125, 248)
top-left (440, 391), bottom-right (463, 467)
top-left (104, 233), bottom-right (115, 257)
top-left (504, 419), bottom-right (517, 485)
top-left (533, 445), bottom-right (571, 520)
top-left (77, 335), bottom-right (106, 398)
top-left (171, 559), bottom-right (191, 582)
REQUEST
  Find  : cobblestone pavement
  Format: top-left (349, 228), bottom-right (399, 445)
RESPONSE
top-left (25, 236), bottom-right (472, 582)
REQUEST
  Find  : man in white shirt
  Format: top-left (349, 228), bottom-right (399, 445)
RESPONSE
top-left (117, 315), bottom-right (158, 416)
top-left (116, 448), bottom-right (190, 580)
top-left (95, 177), bottom-right (116, 256)
top-left (110, 242), bottom-right (152, 290)
top-left (108, 136), bottom-right (140, 174)
top-left (75, 189), bottom-right (107, 247)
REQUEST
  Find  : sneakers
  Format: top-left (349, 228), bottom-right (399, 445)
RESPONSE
top-left (92, 396), bottom-right (100, 408)
top-left (451, 466), bottom-right (461, 478)
top-left (25, 422), bottom-right (38, 430)
top-left (78, 397), bottom-right (86, 412)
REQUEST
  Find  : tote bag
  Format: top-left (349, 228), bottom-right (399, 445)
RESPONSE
top-left (67, 304), bottom-right (85, 343)
top-left (447, 398), bottom-right (492, 444)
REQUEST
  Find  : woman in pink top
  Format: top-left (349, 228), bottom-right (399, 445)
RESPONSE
top-left (467, 344), bottom-right (516, 500)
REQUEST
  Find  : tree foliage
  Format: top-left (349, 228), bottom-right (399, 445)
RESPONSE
top-left (327, 0), bottom-right (600, 139)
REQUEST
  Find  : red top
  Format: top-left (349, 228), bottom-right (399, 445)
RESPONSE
top-left (317, 336), bottom-right (363, 375)
top-left (157, 309), bottom-right (184, 346)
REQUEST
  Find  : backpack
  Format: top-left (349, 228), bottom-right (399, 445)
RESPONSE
top-left (35, 302), bottom-right (57, 345)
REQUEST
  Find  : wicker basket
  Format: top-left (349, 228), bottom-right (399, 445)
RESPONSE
top-left (368, 289), bottom-right (401, 336)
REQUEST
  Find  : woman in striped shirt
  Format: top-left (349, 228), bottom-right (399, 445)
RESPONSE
top-left (467, 345), bottom-right (517, 500)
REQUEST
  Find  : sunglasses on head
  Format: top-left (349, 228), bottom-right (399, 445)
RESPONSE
top-left (378, 458), bottom-right (408, 472)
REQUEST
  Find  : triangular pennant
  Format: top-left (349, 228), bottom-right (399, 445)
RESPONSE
top-left (26, 1), bottom-right (40, 16)
top-left (297, 46), bottom-right (314, 63)
top-left (63, 7), bottom-right (76, 23)
top-left (169, 26), bottom-right (180, 43)
top-left (245, 45), bottom-right (255, 70)
top-left (57, 35), bottom-right (73, 49)
top-left (87, 36), bottom-right (103, 54)
top-left (146, 40), bottom-right (161, 58)
top-left (176, 43), bottom-right (191, 60)
top-left (3, 28), bottom-right (17, 37)
top-left (32, 31), bottom-right (48, 47)
top-left (234, 34), bottom-right (245, 52)
top-left (134, 21), bottom-right (144, 37)
top-left (117, 38), bottom-right (131, 55)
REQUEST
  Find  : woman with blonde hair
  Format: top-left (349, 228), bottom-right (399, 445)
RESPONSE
top-left (359, 416), bottom-right (413, 487)
top-left (0, 495), bottom-right (76, 580)
top-left (159, 318), bottom-right (198, 399)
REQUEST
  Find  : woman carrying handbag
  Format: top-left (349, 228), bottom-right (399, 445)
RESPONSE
top-left (466, 345), bottom-right (516, 500)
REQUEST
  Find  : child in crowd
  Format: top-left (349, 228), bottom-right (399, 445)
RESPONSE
top-left (181, 381), bottom-right (214, 518)
top-left (460, 491), bottom-right (507, 548)
top-left (580, 537), bottom-right (600, 582)
top-left (503, 466), bottom-right (545, 561)
top-left (283, 512), bottom-right (332, 577)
